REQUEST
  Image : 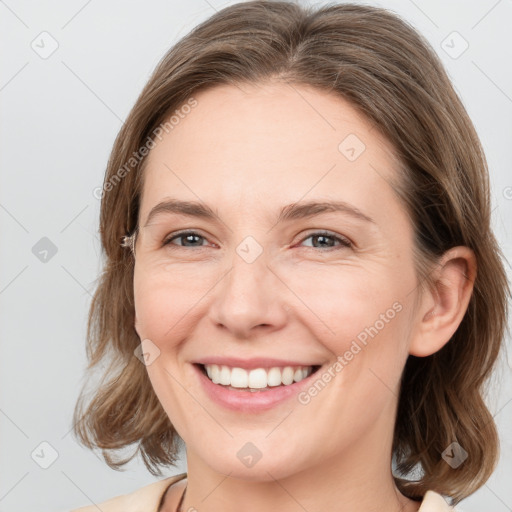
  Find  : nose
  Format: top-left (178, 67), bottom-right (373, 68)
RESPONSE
top-left (208, 251), bottom-right (289, 339)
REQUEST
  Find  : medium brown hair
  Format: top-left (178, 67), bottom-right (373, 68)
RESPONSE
top-left (73, 0), bottom-right (510, 504)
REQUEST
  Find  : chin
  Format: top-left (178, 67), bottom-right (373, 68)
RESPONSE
top-left (194, 439), bottom-right (309, 482)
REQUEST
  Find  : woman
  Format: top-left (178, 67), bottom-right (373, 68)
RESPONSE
top-left (70, 1), bottom-right (510, 511)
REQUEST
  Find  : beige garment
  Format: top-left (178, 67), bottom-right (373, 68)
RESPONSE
top-left (70, 473), bottom-right (187, 512)
top-left (70, 472), bottom-right (454, 512)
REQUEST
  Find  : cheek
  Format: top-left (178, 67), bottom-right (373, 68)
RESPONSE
top-left (286, 262), bottom-right (413, 389)
top-left (133, 263), bottom-right (216, 342)
top-left (283, 262), bottom-right (401, 340)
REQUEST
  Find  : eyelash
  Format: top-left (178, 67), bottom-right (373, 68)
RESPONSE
top-left (162, 230), bottom-right (352, 251)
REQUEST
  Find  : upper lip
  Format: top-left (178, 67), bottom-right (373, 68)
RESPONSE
top-left (194, 356), bottom-right (322, 370)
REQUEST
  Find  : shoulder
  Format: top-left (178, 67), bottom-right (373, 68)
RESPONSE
top-left (419, 490), bottom-right (454, 511)
top-left (70, 473), bottom-right (187, 512)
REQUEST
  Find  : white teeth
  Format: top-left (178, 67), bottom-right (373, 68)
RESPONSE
top-left (219, 365), bottom-right (231, 385)
top-left (267, 367), bottom-right (282, 387)
top-left (231, 367), bottom-right (248, 388)
top-left (203, 364), bottom-right (315, 389)
top-left (248, 368), bottom-right (268, 389)
top-left (281, 366), bottom-right (295, 385)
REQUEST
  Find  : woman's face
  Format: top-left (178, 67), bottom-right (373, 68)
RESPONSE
top-left (133, 82), bottom-right (422, 480)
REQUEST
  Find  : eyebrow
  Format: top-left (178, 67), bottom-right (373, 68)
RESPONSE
top-left (143, 198), bottom-right (375, 227)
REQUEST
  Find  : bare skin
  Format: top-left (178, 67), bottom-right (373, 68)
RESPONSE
top-left (159, 478), bottom-right (187, 512)
top-left (134, 81), bottom-right (475, 512)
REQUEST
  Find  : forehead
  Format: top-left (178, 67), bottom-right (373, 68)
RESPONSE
top-left (139, 82), bottom-right (404, 227)
top-left (152, 81), bottom-right (394, 162)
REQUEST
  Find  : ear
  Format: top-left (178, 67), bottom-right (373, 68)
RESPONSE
top-left (409, 246), bottom-right (476, 357)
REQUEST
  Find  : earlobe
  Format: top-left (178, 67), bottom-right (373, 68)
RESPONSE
top-left (409, 246), bottom-right (476, 357)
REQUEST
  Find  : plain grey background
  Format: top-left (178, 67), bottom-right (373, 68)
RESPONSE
top-left (1, 1), bottom-right (511, 511)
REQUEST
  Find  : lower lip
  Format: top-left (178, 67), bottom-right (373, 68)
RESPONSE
top-left (193, 364), bottom-right (319, 413)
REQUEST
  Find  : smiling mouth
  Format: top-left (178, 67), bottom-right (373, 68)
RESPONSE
top-left (196, 363), bottom-right (321, 392)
